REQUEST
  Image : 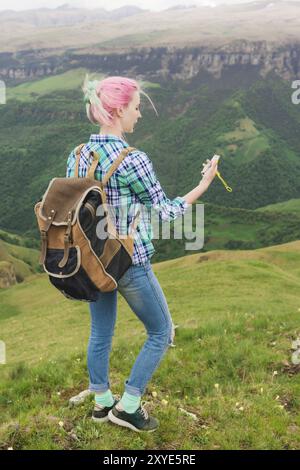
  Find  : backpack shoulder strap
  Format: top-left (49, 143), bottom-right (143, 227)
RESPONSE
top-left (102, 146), bottom-right (136, 187)
top-left (74, 143), bottom-right (86, 177)
top-left (74, 143), bottom-right (101, 180)
top-left (74, 144), bottom-right (136, 182)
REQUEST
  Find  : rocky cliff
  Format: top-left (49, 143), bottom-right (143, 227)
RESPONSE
top-left (0, 41), bottom-right (299, 86)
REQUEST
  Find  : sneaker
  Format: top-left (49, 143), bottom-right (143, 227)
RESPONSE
top-left (108, 402), bottom-right (159, 432)
top-left (92, 397), bottom-right (119, 423)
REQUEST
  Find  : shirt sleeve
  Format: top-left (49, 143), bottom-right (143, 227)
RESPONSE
top-left (126, 150), bottom-right (190, 222)
top-left (66, 149), bottom-right (76, 177)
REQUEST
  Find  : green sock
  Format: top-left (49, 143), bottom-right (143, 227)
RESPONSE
top-left (95, 389), bottom-right (114, 408)
top-left (118, 391), bottom-right (141, 414)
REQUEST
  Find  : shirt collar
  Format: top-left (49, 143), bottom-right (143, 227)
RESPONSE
top-left (89, 134), bottom-right (129, 146)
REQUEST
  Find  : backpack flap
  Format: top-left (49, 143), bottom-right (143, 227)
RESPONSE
top-left (38, 177), bottom-right (102, 225)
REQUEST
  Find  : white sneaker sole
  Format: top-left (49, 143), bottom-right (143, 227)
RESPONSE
top-left (91, 414), bottom-right (110, 423)
top-left (108, 410), bottom-right (157, 433)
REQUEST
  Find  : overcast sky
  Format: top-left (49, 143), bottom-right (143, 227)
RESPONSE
top-left (0, 0), bottom-right (290, 12)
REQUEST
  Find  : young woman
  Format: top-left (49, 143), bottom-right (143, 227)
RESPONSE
top-left (66, 75), bottom-right (219, 433)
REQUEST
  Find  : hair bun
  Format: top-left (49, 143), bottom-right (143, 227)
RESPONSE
top-left (82, 74), bottom-right (98, 104)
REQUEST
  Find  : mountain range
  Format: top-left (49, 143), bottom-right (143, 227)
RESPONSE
top-left (1, 1), bottom-right (300, 53)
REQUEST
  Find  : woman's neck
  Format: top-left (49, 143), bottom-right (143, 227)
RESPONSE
top-left (99, 126), bottom-right (123, 138)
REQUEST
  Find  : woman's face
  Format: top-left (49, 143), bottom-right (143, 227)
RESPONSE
top-left (118, 90), bottom-right (142, 133)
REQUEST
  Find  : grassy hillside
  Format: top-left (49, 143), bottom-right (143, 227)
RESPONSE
top-left (256, 198), bottom-right (300, 214)
top-left (1, 198), bottom-right (299, 284)
top-left (6, 68), bottom-right (100, 102)
top-left (0, 69), bottom-right (299, 250)
top-left (6, 67), bottom-right (160, 103)
top-left (1, 240), bottom-right (300, 449)
top-left (0, 238), bottom-right (40, 283)
top-left (0, 229), bottom-right (39, 248)
top-left (151, 202), bottom-right (300, 263)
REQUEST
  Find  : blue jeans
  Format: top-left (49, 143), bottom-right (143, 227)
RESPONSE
top-left (87, 260), bottom-right (175, 397)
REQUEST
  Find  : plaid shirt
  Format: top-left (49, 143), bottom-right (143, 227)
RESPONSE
top-left (66, 134), bottom-right (189, 265)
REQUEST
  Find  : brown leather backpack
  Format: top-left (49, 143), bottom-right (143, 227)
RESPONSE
top-left (34, 143), bottom-right (139, 302)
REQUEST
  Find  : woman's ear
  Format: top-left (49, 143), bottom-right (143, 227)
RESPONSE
top-left (115, 106), bottom-right (124, 118)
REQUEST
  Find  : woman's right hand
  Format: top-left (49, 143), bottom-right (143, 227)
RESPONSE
top-left (199, 155), bottom-right (220, 187)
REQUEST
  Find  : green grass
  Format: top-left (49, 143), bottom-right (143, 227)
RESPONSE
top-left (7, 69), bottom-right (88, 102)
top-left (216, 117), bottom-right (271, 164)
top-left (0, 239), bottom-right (40, 283)
top-left (256, 198), bottom-right (300, 214)
top-left (1, 74), bottom-right (300, 237)
top-left (1, 240), bottom-right (300, 449)
top-left (217, 117), bottom-right (259, 143)
top-left (6, 68), bottom-right (161, 102)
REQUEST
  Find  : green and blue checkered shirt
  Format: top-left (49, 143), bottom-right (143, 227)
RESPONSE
top-left (66, 134), bottom-right (189, 265)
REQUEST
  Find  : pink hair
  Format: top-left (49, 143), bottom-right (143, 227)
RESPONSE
top-left (82, 74), bottom-right (158, 127)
